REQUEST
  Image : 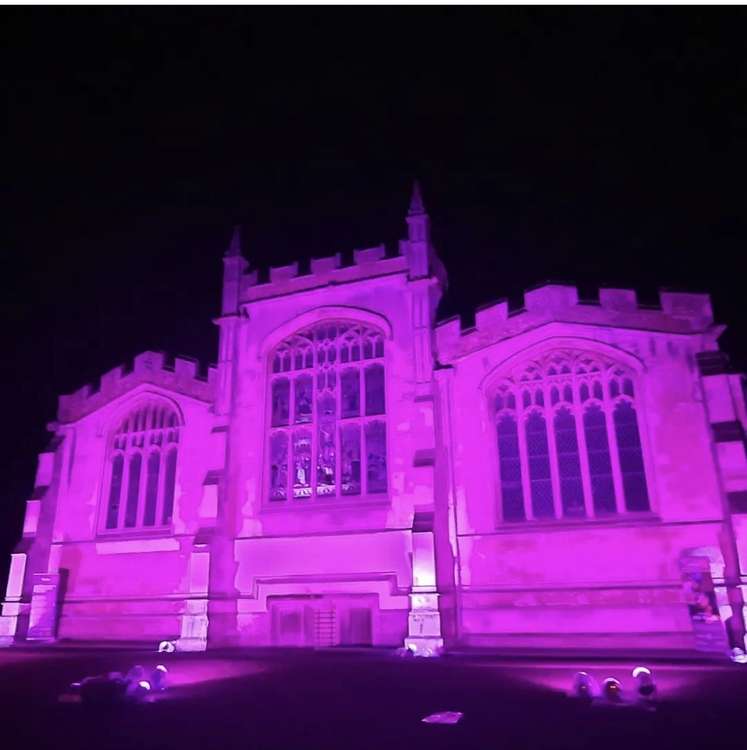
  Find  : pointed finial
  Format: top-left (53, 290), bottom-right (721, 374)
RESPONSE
top-left (408, 180), bottom-right (426, 217)
top-left (225, 225), bottom-right (242, 257)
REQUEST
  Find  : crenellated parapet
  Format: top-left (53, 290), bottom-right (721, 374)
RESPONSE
top-left (229, 184), bottom-right (447, 313)
top-left (435, 283), bottom-right (719, 362)
top-left (58, 351), bottom-right (217, 424)
top-left (238, 244), bottom-right (414, 305)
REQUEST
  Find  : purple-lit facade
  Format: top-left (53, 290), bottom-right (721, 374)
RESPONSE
top-left (2, 189), bottom-right (747, 653)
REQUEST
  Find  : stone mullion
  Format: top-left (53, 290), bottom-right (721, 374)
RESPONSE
top-left (515, 396), bottom-right (533, 521)
top-left (117, 449), bottom-right (132, 529)
top-left (282, 431), bottom-right (291, 503)
top-left (135, 442), bottom-right (149, 528)
top-left (573, 394), bottom-right (595, 519)
top-left (154, 445), bottom-right (167, 527)
top-left (335, 362), bottom-right (342, 499)
top-left (289, 372), bottom-right (298, 499)
top-left (360, 366), bottom-right (369, 496)
top-left (310, 370), bottom-right (318, 500)
top-left (604, 398), bottom-right (626, 514)
top-left (545, 401), bottom-right (563, 520)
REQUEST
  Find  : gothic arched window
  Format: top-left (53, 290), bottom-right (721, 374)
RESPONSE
top-left (268, 321), bottom-right (387, 502)
top-left (103, 402), bottom-right (180, 531)
top-left (493, 350), bottom-right (650, 522)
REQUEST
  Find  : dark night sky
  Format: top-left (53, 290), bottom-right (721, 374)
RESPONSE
top-left (1, 8), bottom-right (746, 572)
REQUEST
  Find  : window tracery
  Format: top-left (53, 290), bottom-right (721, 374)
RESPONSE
top-left (494, 350), bottom-right (650, 521)
top-left (103, 402), bottom-right (180, 531)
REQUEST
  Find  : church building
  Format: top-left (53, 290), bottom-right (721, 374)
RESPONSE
top-left (2, 186), bottom-right (746, 654)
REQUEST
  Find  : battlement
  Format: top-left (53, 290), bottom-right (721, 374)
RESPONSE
top-left (435, 283), bottom-right (717, 361)
top-left (238, 243), bottom-right (412, 304)
top-left (58, 351), bottom-right (216, 423)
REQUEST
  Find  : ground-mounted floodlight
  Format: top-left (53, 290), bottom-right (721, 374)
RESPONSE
top-left (402, 638), bottom-right (443, 658)
top-left (572, 671), bottom-right (599, 700)
top-left (70, 664), bottom-right (166, 706)
top-left (150, 664), bottom-right (168, 691)
top-left (126, 679), bottom-right (151, 701)
top-left (602, 677), bottom-right (623, 702)
top-left (632, 666), bottom-right (656, 699)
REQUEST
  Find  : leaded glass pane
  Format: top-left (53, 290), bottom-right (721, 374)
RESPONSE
top-left (342, 369), bottom-right (360, 418)
top-left (292, 430), bottom-right (312, 498)
top-left (269, 321), bottom-right (386, 502)
top-left (162, 449), bottom-right (177, 524)
top-left (365, 421), bottom-right (387, 493)
top-left (614, 401), bottom-right (650, 511)
top-left (341, 424), bottom-right (361, 495)
top-left (316, 419), bottom-right (336, 497)
top-left (365, 364), bottom-right (385, 415)
top-left (104, 404), bottom-right (179, 531)
top-left (124, 453), bottom-right (142, 528)
top-left (271, 378), bottom-right (290, 427)
top-left (497, 415), bottom-right (524, 521)
top-left (106, 454), bottom-right (124, 529)
top-left (554, 408), bottom-right (585, 517)
top-left (294, 375), bottom-right (313, 424)
top-left (318, 393), bottom-right (335, 417)
top-left (583, 405), bottom-right (616, 514)
top-left (144, 451), bottom-right (159, 526)
top-left (270, 432), bottom-right (289, 500)
top-left (525, 412), bottom-right (554, 518)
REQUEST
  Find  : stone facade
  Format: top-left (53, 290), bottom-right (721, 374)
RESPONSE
top-left (2, 186), bottom-right (746, 654)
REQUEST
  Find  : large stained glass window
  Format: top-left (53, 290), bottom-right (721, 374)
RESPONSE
top-left (103, 402), bottom-right (180, 532)
top-left (268, 321), bottom-right (387, 502)
top-left (494, 350), bottom-right (650, 522)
